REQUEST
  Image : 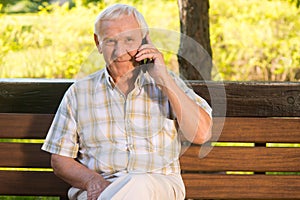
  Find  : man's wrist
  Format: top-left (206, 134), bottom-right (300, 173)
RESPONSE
top-left (83, 173), bottom-right (102, 190)
top-left (157, 72), bottom-right (174, 90)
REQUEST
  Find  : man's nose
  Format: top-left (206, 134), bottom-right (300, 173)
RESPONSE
top-left (114, 42), bottom-right (128, 58)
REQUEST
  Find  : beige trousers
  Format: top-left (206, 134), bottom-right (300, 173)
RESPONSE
top-left (68, 173), bottom-right (185, 200)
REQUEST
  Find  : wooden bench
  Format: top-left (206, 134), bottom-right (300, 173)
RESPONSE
top-left (0, 80), bottom-right (299, 199)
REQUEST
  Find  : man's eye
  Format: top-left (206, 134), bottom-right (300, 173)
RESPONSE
top-left (125, 38), bottom-right (134, 43)
top-left (104, 39), bottom-right (115, 46)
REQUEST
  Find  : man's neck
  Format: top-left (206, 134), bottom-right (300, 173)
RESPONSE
top-left (112, 67), bottom-right (140, 96)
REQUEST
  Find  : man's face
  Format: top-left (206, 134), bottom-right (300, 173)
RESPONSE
top-left (98, 14), bottom-right (143, 80)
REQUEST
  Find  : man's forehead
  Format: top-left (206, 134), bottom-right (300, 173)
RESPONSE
top-left (100, 18), bottom-right (142, 39)
top-left (114, 29), bottom-right (142, 37)
top-left (99, 15), bottom-right (142, 37)
top-left (100, 14), bottom-right (139, 29)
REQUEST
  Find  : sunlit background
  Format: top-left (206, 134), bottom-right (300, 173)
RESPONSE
top-left (0, 0), bottom-right (299, 81)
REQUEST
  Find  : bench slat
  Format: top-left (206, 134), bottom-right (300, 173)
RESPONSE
top-left (0, 113), bottom-right (54, 139)
top-left (182, 173), bottom-right (300, 199)
top-left (0, 171), bottom-right (69, 199)
top-left (2, 171), bottom-right (300, 199)
top-left (1, 142), bottom-right (299, 172)
top-left (1, 81), bottom-right (300, 117)
top-left (1, 114), bottom-right (300, 143)
top-left (180, 146), bottom-right (300, 172)
top-left (0, 81), bottom-right (71, 114)
top-left (190, 81), bottom-right (300, 117)
top-left (214, 117), bottom-right (300, 143)
top-left (0, 143), bottom-right (50, 168)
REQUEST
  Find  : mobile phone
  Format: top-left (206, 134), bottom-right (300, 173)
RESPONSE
top-left (139, 37), bottom-right (152, 65)
top-left (142, 37), bottom-right (147, 45)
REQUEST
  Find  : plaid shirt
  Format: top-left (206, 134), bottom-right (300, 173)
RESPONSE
top-left (42, 68), bottom-right (212, 178)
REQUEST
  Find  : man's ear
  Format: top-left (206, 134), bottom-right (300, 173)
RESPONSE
top-left (94, 33), bottom-right (102, 53)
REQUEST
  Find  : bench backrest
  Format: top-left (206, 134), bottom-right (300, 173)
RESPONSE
top-left (0, 80), bottom-right (299, 199)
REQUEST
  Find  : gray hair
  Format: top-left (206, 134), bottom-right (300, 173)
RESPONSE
top-left (94, 4), bottom-right (149, 40)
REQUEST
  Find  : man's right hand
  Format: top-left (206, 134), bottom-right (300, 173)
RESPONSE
top-left (85, 174), bottom-right (111, 200)
top-left (51, 154), bottom-right (110, 200)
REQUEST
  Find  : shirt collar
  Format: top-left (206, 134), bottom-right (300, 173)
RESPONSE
top-left (103, 67), bottom-right (116, 89)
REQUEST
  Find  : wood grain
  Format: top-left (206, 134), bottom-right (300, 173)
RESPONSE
top-left (0, 80), bottom-right (71, 114)
top-left (1, 139), bottom-right (299, 171)
top-left (190, 81), bottom-right (300, 117)
top-left (180, 146), bottom-right (300, 172)
top-left (1, 81), bottom-right (300, 116)
top-left (182, 173), bottom-right (300, 199)
top-left (0, 171), bottom-right (69, 199)
top-left (213, 117), bottom-right (300, 143)
top-left (0, 113), bottom-right (54, 139)
top-left (1, 114), bottom-right (299, 143)
top-left (0, 143), bottom-right (50, 168)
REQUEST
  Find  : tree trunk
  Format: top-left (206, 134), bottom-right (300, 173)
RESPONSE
top-left (177, 0), bottom-right (212, 80)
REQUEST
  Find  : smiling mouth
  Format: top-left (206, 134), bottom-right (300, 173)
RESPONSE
top-left (114, 58), bottom-right (131, 62)
top-left (113, 56), bottom-right (134, 63)
top-left (112, 55), bottom-right (131, 63)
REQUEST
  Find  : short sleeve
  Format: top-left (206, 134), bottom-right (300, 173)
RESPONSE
top-left (169, 71), bottom-right (212, 118)
top-left (41, 85), bottom-right (79, 158)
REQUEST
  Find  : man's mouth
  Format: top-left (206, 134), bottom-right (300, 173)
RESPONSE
top-left (114, 59), bottom-right (130, 63)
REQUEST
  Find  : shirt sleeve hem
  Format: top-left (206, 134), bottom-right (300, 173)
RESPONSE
top-left (41, 143), bottom-right (78, 158)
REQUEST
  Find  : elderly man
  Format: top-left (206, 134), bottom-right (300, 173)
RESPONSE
top-left (42, 3), bottom-right (212, 200)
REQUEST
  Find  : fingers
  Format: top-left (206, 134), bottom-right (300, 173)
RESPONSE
top-left (135, 52), bottom-right (157, 63)
top-left (135, 45), bottom-right (160, 62)
top-left (135, 34), bottom-right (165, 65)
top-left (86, 178), bottom-right (111, 200)
top-left (137, 43), bottom-right (156, 52)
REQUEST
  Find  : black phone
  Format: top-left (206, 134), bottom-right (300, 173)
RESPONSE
top-left (142, 37), bottom-right (147, 45)
top-left (139, 37), bottom-right (152, 65)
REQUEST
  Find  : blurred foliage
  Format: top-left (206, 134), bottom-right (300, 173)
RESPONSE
top-left (0, 0), bottom-right (299, 81)
top-left (290, 0), bottom-right (300, 8)
top-left (0, 0), bottom-right (51, 13)
top-left (210, 0), bottom-right (300, 81)
top-left (0, 2), bottom-right (95, 78)
top-left (0, 0), bottom-right (179, 79)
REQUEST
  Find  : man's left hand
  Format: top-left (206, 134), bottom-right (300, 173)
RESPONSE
top-left (135, 35), bottom-right (169, 85)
